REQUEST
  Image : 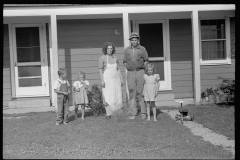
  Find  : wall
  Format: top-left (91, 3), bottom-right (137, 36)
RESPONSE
top-left (168, 19), bottom-right (194, 99)
top-left (57, 18), bottom-right (125, 106)
top-left (3, 24), bottom-right (12, 107)
top-left (200, 17), bottom-right (235, 91)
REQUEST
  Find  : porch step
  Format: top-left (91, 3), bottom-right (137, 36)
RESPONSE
top-left (155, 94), bottom-right (175, 101)
top-left (8, 97), bottom-right (51, 108)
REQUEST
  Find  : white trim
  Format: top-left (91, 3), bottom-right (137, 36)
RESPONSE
top-left (134, 19), bottom-right (172, 91)
top-left (122, 13), bottom-right (130, 101)
top-left (3, 5), bottom-right (235, 17)
top-left (49, 15), bottom-right (59, 108)
top-left (199, 17), bottom-right (231, 65)
top-left (8, 23), bottom-right (16, 98)
top-left (191, 10), bottom-right (201, 104)
top-left (11, 23), bottom-right (49, 97)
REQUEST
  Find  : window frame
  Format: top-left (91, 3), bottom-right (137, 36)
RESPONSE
top-left (199, 17), bottom-right (231, 65)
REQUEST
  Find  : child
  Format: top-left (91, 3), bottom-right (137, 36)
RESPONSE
top-left (53, 68), bottom-right (71, 125)
top-left (143, 63), bottom-right (160, 122)
top-left (73, 71), bottom-right (89, 120)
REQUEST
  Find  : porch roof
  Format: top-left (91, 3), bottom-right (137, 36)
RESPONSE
top-left (3, 4), bottom-right (235, 17)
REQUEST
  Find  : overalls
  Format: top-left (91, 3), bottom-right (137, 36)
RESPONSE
top-left (56, 81), bottom-right (69, 123)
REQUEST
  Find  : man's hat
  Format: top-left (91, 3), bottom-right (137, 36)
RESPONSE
top-left (129, 32), bottom-right (140, 40)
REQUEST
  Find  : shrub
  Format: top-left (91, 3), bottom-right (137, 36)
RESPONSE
top-left (201, 91), bottom-right (207, 98)
top-left (216, 77), bottom-right (235, 103)
top-left (206, 87), bottom-right (214, 96)
top-left (87, 84), bottom-right (105, 116)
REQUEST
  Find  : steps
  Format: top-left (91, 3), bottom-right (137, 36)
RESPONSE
top-left (155, 94), bottom-right (194, 107)
top-left (8, 97), bottom-right (51, 108)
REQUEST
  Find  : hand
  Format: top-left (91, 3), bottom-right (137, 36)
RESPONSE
top-left (155, 91), bottom-right (158, 97)
top-left (121, 81), bottom-right (123, 87)
top-left (64, 92), bottom-right (69, 96)
top-left (77, 88), bottom-right (80, 92)
top-left (101, 81), bottom-right (105, 88)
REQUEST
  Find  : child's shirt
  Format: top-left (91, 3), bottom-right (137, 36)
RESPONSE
top-left (53, 78), bottom-right (70, 91)
top-left (144, 74), bottom-right (160, 85)
top-left (73, 80), bottom-right (89, 89)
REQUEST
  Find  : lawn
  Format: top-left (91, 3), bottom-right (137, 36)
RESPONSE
top-left (3, 104), bottom-right (234, 159)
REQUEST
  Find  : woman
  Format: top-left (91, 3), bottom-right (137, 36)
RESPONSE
top-left (99, 42), bottom-right (123, 119)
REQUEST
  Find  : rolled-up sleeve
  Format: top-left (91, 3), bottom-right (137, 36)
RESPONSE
top-left (99, 56), bottom-right (104, 69)
top-left (142, 47), bottom-right (149, 61)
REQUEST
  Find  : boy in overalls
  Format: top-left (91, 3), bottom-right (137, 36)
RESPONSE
top-left (53, 68), bottom-right (71, 125)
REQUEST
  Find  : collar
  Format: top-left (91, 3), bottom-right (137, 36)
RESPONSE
top-left (130, 44), bottom-right (140, 49)
top-left (58, 78), bottom-right (67, 83)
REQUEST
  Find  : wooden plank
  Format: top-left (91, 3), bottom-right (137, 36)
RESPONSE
top-left (172, 75), bottom-right (193, 81)
top-left (171, 86), bottom-right (193, 93)
top-left (201, 79), bottom-right (223, 86)
top-left (3, 101), bottom-right (9, 107)
top-left (174, 92), bottom-right (194, 99)
top-left (170, 40), bottom-right (192, 47)
top-left (58, 28), bottom-right (124, 36)
top-left (200, 67), bottom-right (235, 74)
top-left (3, 70), bottom-right (10, 77)
top-left (58, 41), bottom-right (123, 48)
top-left (58, 47), bottom-right (124, 55)
top-left (3, 95), bottom-right (12, 101)
top-left (201, 73), bottom-right (235, 80)
top-left (3, 83), bottom-right (11, 89)
top-left (58, 54), bottom-right (124, 62)
top-left (171, 69), bottom-right (193, 76)
top-left (3, 77), bottom-right (11, 83)
top-left (171, 63), bottom-right (193, 70)
top-left (170, 35), bottom-right (192, 41)
top-left (3, 88), bottom-right (11, 95)
top-left (58, 35), bottom-right (123, 43)
top-left (172, 81), bottom-right (193, 87)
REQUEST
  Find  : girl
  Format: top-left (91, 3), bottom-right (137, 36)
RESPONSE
top-left (143, 63), bottom-right (160, 122)
top-left (73, 71), bottom-right (89, 120)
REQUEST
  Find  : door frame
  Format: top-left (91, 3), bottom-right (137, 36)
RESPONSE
top-left (133, 19), bottom-right (172, 91)
top-left (10, 23), bottom-right (49, 97)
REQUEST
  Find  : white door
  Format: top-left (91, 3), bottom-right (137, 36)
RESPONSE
top-left (12, 24), bottom-right (49, 97)
top-left (135, 20), bottom-right (172, 90)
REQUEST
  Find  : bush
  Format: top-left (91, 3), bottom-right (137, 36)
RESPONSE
top-left (216, 77), bottom-right (235, 103)
top-left (87, 84), bottom-right (105, 116)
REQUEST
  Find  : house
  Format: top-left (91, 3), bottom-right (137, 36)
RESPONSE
top-left (3, 4), bottom-right (235, 109)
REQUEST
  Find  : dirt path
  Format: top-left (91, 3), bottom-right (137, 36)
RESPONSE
top-left (161, 109), bottom-right (235, 156)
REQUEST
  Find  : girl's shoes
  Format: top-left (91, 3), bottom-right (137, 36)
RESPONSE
top-left (106, 116), bottom-right (111, 119)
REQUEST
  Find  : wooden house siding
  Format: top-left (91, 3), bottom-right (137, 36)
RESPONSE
top-left (167, 19), bottom-right (194, 99)
top-left (57, 18), bottom-right (125, 106)
top-left (3, 24), bottom-right (12, 107)
top-left (200, 17), bottom-right (235, 91)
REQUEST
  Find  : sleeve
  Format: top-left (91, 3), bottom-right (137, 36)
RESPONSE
top-left (123, 48), bottom-right (127, 64)
top-left (99, 56), bottom-right (104, 69)
top-left (142, 47), bottom-right (149, 61)
top-left (73, 81), bottom-right (76, 88)
top-left (67, 80), bottom-right (70, 87)
top-left (53, 81), bottom-right (59, 90)
top-left (85, 81), bottom-right (90, 86)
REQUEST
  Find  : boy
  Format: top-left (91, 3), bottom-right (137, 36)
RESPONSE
top-left (54, 68), bottom-right (71, 125)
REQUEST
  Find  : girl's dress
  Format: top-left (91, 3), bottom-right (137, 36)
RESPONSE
top-left (143, 74), bottom-right (160, 101)
top-left (102, 55), bottom-right (122, 115)
top-left (73, 80), bottom-right (89, 105)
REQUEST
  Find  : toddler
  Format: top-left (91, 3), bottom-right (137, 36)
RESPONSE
top-left (53, 68), bottom-right (70, 125)
top-left (143, 63), bottom-right (160, 121)
top-left (73, 71), bottom-right (89, 120)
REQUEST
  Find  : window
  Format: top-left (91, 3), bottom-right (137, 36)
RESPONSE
top-left (200, 18), bottom-right (231, 65)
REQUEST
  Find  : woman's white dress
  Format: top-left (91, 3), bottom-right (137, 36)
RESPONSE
top-left (102, 56), bottom-right (122, 115)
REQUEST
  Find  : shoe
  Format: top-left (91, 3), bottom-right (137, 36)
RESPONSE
top-left (56, 123), bottom-right (60, 126)
top-left (106, 116), bottom-right (111, 119)
top-left (128, 116), bottom-right (136, 119)
top-left (140, 114), bottom-right (146, 119)
top-left (63, 122), bottom-right (68, 124)
top-left (147, 119), bottom-right (151, 121)
top-left (154, 119), bottom-right (157, 122)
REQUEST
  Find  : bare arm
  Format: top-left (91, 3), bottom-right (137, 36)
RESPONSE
top-left (99, 69), bottom-right (105, 88)
top-left (54, 89), bottom-right (68, 95)
top-left (81, 81), bottom-right (89, 89)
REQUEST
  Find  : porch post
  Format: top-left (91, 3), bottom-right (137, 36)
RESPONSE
top-left (191, 10), bottom-right (201, 105)
top-left (122, 12), bottom-right (130, 103)
top-left (49, 15), bottom-right (59, 108)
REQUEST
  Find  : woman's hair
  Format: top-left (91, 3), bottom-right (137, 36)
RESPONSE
top-left (79, 71), bottom-right (86, 78)
top-left (145, 63), bottom-right (157, 74)
top-left (102, 42), bottom-right (116, 55)
top-left (58, 68), bottom-right (67, 76)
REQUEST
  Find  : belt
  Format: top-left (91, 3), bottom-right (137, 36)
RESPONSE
top-left (127, 68), bottom-right (144, 71)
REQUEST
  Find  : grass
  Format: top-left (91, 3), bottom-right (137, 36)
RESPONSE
top-left (3, 104), bottom-right (234, 159)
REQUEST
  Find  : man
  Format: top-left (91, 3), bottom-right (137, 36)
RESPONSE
top-left (123, 32), bottom-right (149, 119)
